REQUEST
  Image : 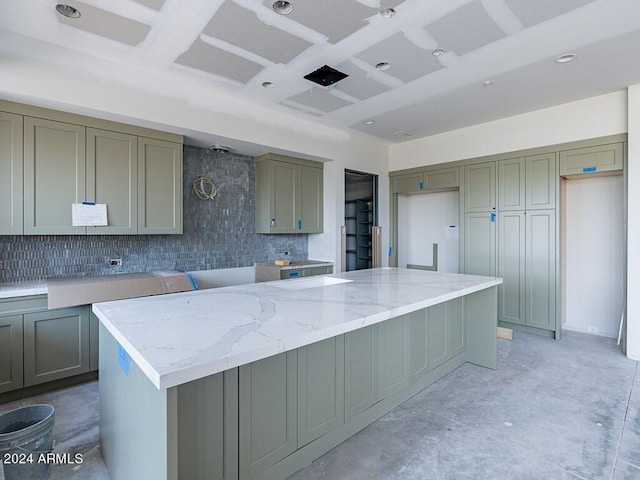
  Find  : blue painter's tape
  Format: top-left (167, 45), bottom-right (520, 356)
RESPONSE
top-left (117, 343), bottom-right (131, 376)
top-left (186, 272), bottom-right (198, 290)
top-left (419, 181), bottom-right (424, 190)
top-left (490, 212), bottom-right (496, 223)
top-left (82, 201), bottom-right (96, 205)
top-left (289, 271), bottom-right (299, 277)
top-left (298, 219), bottom-right (302, 230)
top-left (583, 166), bottom-right (597, 173)
top-left (388, 246), bottom-right (393, 257)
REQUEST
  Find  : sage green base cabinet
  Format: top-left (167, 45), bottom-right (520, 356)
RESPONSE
top-left (0, 111), bottom-right (23, 234)
top-left (98, 288), bottom-right (497, 480)
top-left (255, 153), bottom-right (323, 234)
top-left (0, 315), bottom-right (24, 393)
top-left (23, 306), bottom-right (90, 386)
top-left (0, 296), bottom-right (93, 395)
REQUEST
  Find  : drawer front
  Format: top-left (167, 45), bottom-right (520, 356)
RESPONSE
top-left (0, 295), bottom-right (47, 316)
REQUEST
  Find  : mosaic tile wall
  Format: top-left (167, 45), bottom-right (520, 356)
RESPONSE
top-left (0, 146), bottom-right (307, 283)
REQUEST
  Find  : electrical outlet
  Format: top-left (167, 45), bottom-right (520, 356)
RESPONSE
top-left (284, 251), bottom-right (290, 256)
top-left (109, 258), bottom-right (122, 267)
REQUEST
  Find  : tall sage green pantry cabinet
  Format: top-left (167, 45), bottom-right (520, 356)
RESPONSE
top-left (389, 136), bottom-right (627, 339)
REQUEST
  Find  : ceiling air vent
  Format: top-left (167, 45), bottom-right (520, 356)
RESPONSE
top-left (303, 65), bottom-right (349, 87)
top-left (393, 131), bottom-right (415, 139)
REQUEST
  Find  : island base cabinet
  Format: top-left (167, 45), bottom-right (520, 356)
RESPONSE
top-left (297, 336), bottom-right (345, 448)
top-left (239, 352), bottom-right (297, 480)
top-left (344, 326), bottom-right (378, 421)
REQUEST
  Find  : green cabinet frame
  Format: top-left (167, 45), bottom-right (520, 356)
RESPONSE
top-left (255, 153), bottom-right (323, 234)
top-left (0, 315), bottom-right (24, 393)
top-left (0, 111), bottom-right (23, 234)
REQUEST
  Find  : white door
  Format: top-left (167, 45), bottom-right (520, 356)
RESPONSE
top-left (564, 175), bottom-right (624, 338)
top-left (398, 191), bottom-right (459, 273)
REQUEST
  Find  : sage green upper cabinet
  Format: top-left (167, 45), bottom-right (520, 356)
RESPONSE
top-left (559, 142), bottom-right (623, 175)
top-left (526, 153), bottom-right (556, 210)
top-left (425, 167), bottom-right (459, 190)
top-left (498, 157), bottom-right (525, 211)
top-left (0, 315), bottom-right (23, 394)
top-left (297, 164), bottom-right (323, 233)
top-left (464, 162), bottom-right (496, 213)
top-left (137, 137), bottom-right (183, 234)
top-left (87, 128), bottom-right (138, 234)
top-left (0, 112), bottom-right (23, 234)
top-left (255, 153), bottom-right (323, 234)
top-left (24, 117), bottom-right (86, 235)
top-left (392, 172), bottom-right (424, 193)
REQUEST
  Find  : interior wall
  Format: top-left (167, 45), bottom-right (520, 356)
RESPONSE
top-left (397, 191), bottom-right (459, 273)
top-left (627, 84), bottom-right (640, 360)
top-left (564, 175), bottom-right (625, 338)
top-left (389, 91), bottom-right (628, 170)
top-left (1, 59), bottom-right (391, 273)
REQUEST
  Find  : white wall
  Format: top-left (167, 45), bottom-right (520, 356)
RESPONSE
top-left (564, 176), bottom-right (624, 338)
top-left (1, 58), bottom-right (390, 271)
top-left (389, 91), bottom-right (628, 169)
top-left (627, 85), bottom-right (640, 360)
top-left (397, 191), bottom-right (459, 273)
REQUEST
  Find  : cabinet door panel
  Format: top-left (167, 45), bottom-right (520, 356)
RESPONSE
top-left (559, 143), bottom-right (623, 175)
top-left (24, 117), bottom-right (86, 234)
top-left (447, 297), bottom-right (465, 358)
top-left (427, 303), bottom-right (448, 369)
top-left (498, 157), bottom-right (525, 211)
top-left (464, 162), bottom-right (495, 212)
top-left (298, 165), bottom-right (323, 233)
top-left (425, 167), bottom-right (459, 190)
top-left (23, 306), bottom-right (90, 386)
top-left (392, 173), bottom-right (423, 193)
top-left (463, 213), bottom-right (496, 276)
top-left (271, 160), bottom-right (297, 233)
top-left (87, 128), bottom-right (137, 234)
top-left (0, 315), bottom-right (23, 393)
top-left (498, 212), bottom-right (526, 325)
top-left (138, 137), bottom-right (182, 234)
top-left (378, 316), bottom-right (409, 401)
top-left (526, 210), bottom-right (556, 330)
top-left (526, 153), bottom-right (556, 210)
top-left (408, 309), bottom-right (429, 383)
top-left (298, 336), bottom-right (344, 447)
top-left (344, 326), bottom-right (378, 421)
top-left (239, 351), bottom-right (297, 479)
top-left (0, 112), bottom-right (23, 234)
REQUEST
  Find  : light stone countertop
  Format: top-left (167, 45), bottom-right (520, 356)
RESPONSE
top-left (0, 281), bottom-right (48, 299)
top-left (92, 268), bottom-right (502, 390)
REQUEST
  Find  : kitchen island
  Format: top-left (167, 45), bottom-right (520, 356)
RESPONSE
top-left (93, 268), bottom-right (501, 480)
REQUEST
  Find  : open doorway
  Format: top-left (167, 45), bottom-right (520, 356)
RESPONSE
top-left (562, 174), bottom-right (625, 342)
top-left (344, 169), bottom-right (378, 271)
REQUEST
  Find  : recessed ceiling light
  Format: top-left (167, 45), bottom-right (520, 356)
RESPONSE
top-left (555, 53), bottom-right (577, 64)
top-left (272, 1), bottom-right (293, 15)
top-left (375, 62), bottom-right (390, 71)
top-left (431, 48), bottom-right (445, 57)
top-left (55, 4), bottom-right (81, 18)
top-left (482, 80), bottom-right (493, 87)
top-left (379, 7), bottom-right (396, 18)
top-left (262, 81), bottom-right (275, 88)
top-left (364, 120), bottom-right (376, 125)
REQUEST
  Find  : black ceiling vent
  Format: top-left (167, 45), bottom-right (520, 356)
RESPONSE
top-left (303, 65), bottom-right (348, 87)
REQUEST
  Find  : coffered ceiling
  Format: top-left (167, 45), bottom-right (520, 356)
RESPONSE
top-left (1, 0), bottom-right (640, 147)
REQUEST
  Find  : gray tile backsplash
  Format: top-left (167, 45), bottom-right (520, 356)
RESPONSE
top-left (0, 146), bottom-right (307, 283)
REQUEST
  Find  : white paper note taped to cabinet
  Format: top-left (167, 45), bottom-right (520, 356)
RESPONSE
top-left (445, 225), bottom-right (459, 239)
top-left (72, 203), bottom-right (108, 226)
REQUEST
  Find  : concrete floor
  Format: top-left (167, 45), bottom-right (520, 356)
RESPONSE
top-left (1, 330), bottom-right (639, 479)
